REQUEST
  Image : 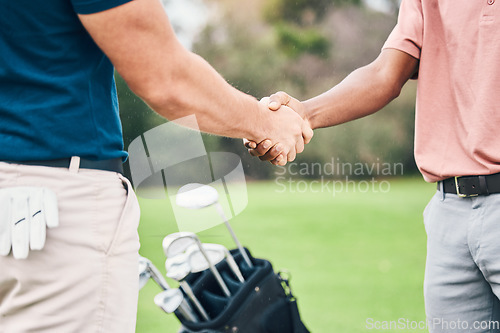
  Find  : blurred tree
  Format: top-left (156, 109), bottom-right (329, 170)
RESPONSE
top-left (116, 73), bottom-right (165, 152)
top-left (274, 23), bottom-right (330, 58)
top-left (263, 0), bottom-right (362, 25)
top-left (262, 0), bottom-right (363, 59)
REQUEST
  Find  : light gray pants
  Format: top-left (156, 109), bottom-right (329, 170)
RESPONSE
top-left (424, 189), bottom-right (500, 332)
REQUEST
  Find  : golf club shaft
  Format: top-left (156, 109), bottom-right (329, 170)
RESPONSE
top-left (195, 239), bottom-right (232, 297)
top-left (180, 281), bottom-right (210, 321)
top-left (178, 301), bottom-right (199, 323)
top-left (225, 252), bottom-right (245, 283)
top-left (148, 265), bottom-right (171, 291)
top-left (215, 203), bottom-right (253, 268)
top-left (148, 265), bottom-right (198, 322)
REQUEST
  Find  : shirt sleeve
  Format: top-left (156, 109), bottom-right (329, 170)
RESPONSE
top-left (382, 0), bottom-right (423, 60)
top-left (71, 0), bottom-right (134, 15)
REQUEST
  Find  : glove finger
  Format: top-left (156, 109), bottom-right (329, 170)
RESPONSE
top-left (0, 191), bottom-right (12, 256)
top-left (11, 193), bottom-right (30, 259)
top-left (29, 189), bottom-right (45, 251)
top-left (43, 188), bottom-right (59, 228)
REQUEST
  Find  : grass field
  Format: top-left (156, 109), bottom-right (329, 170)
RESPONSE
top-left (136, 177), bottom-right (435, 333)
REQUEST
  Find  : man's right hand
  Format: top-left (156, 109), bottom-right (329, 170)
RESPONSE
top-left (246, 92), bottom-right (311, 165)
top-left (254, 97), bottom-right (313, 166)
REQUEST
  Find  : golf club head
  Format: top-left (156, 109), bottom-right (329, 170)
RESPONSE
top-left (166, 261), bottom-right (191, 281)
top-left (163, 231), bottom-right (199, 258)
top-left (189, 243), bottom-right (245, 282)
top-left (138, 256), bottom-right (152, 290)
top-left (165, 252), bottom-right (189, 272)
top-left (154, 289), bottom-right (184, 314)
top-left (164, 233), bottom-right (231, 296)
top-left (176, 183), bottom-right (219, 209)
top-left (187, 243), bottom-right (226, 273)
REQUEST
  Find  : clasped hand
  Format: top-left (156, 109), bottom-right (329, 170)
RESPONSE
top-left (246, 92), bottom-right (310, 165)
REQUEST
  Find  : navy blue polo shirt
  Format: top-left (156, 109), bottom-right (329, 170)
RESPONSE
top-left (0, 0), bottom-right (133, 161)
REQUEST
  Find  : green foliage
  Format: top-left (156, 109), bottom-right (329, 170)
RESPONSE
top-left (275, 23), bottom-right (330, 58)
top-left (263, 0), bottom-right (361, 25)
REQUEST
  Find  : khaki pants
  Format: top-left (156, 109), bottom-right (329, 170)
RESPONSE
top-left (0, 160), bottom-right (141, 333)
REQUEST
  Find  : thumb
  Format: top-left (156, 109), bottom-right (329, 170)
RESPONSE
top-left (302, 121), bottom-right (314, 145)
top-left (243, 138), bottom-right (257, 149)
top-left (268, 91), bottom-right (291, 111)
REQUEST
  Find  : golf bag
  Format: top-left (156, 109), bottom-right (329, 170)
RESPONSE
top-left (176, 249), bottom-right (310, 333)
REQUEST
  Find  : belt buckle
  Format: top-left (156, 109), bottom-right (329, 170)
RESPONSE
top-left (455, 176), bottom-right (479, 198)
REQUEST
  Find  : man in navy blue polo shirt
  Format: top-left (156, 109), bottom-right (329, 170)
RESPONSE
top-left (0, 0), bottom-right (312, 331)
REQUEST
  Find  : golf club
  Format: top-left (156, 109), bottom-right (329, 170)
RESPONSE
top-left (187, 243), bottom-right (245, 283)
top-left (138, 256), bottom-right (198, 322)
top-left (162, 231), bottom-right (197, 258)
top-left (167, 261), bottom-right (210, 321)
top-left (139, 255), bottom-right (170, 290)
top-left (154, 288), bottom-right (185, 314)
top-left (162, 232), bottom-right (231, 297)
top-left (165, 251), bottom-right (189, 272)
top-left (176, 183), bottom-right (253, 268)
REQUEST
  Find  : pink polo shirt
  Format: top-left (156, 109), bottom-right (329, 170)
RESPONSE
top-left (383, 0), bottom-right (500, 183)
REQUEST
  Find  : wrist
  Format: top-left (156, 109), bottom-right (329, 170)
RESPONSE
top-left (245, 99), bottom-right (269, 143)
top-left (302, 100), bottom-right (318, 130)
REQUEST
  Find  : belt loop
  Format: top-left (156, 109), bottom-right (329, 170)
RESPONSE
top-left (69, 156), bottom-right (80, 173)
top-left (479, 176), bottom-right (489, 195)
top-left (439, 181), bottom-right (445, 201)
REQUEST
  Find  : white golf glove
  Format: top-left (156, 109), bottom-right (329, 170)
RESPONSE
top-left (0, 187), bottom-right (59, 259)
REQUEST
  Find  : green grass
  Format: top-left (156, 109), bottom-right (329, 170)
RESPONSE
top-left (136, 177), bottom-right (435, 333)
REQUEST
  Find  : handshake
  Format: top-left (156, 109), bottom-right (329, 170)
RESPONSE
top-left (245, 91), bottom-right (312, 166)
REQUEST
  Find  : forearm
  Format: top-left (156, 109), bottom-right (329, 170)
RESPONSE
top-left (79, 0), bottom-right (269, 143)
top-left (304, 49), bottom-right (418, 130)
top-left (304, 67), bottom-right (399, 129)
top-left (130, 48), bottom-right (266, 141)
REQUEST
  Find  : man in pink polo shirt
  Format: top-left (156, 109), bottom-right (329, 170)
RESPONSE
top-left (249, 0), bottom-right (500, 331)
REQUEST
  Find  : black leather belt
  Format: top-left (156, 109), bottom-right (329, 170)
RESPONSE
top-left (439, 173), bottom-right (500, 197)
top-left (3, 157), bottom-right (123, 174)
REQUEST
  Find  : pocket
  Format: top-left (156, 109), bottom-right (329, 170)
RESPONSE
top-left (105, 175), bottom-right (141, 256)
top-left (422, 191), bottom-right (438, 234)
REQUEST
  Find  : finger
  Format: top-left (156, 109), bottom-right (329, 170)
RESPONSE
top-left (43, 189), bottom-right (59, 228)
top-left (271, 154), bottom-right (285, 166)
top-left (249, 148), bottom-right (261, 157)
top-left (295, 137), bottom-right (305, 155)
top-left (11, 192), bottom-right (30, 259)
top-left (29, 188), bottom-right (45, 251)
top-left (258, 143), bottom-right (283, 161)
top-left (275, 146), bottom-right (290, 166)
top-left (268, 91), bottom-right (291, 111)
top-left (277, 157), bottom-right (288, 166)
top-left (287, 148), bottom-right (297, 163)
top-left (249, 140), bottom-right (273, 157)
top-left (243, 139), bottom-right (257, 149)
top-left (0, 191), bottom-right (12, 256)
top-left (302, 122), bottom-right (314, 145)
